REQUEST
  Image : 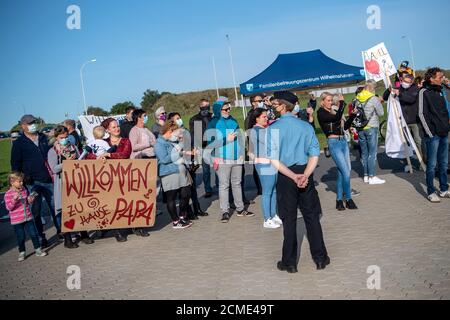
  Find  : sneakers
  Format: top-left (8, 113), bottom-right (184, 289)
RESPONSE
top-left (363, 176), bottom-right (369, 184)
top-left (438, 191), bottom-right (450, 198)
top-left (368, 176), bottom-right (386, 185)
top-left (236, 210), bottom-right (255, 217)
top-left (427, 193), bottom-right (441, 203)
top-left (35, 248), bottom-right (47, 257)
top-left (351, 189), bottom-right (361, 197)
top-left (263, 219), bottom-right (281, 229)
top-left (345, 199), bottom-right (358, 210)
top-left (272, 215), bottom-right (283, 225)
top-left (18, 252), bottom-right (26, 262)
top-left (173, 219), bottom-right (192, 229)
top-left (221, 213), bottom-right (231, 223)
top-left (336, 200), bottom-right (345, 211)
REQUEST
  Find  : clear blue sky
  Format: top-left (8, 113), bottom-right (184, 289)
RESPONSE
top-left (0, 0), bottom-right (449, 131)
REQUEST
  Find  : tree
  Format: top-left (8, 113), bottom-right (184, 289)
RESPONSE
top-left (140, 89), bottom-right (161, 112)
top-left (87, 106), bottom-right (109, 116)
top-left (110, 101), bottom-right (136, 115)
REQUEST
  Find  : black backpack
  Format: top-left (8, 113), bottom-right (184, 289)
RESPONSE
top-left (352, 98), bottom-right (370, 130)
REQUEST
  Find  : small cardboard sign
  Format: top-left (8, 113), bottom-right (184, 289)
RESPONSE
top-left (61, 160), bottom-right (157, 232)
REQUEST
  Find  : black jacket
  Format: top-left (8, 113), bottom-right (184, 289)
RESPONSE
top-left (189, 111), bottom-right (212, 148)
top-left (383, 85), bottom-right (420, 125)
top-left (418, 84), bottom-right (450, 138)
top-left (11, 133), bottom-right (52, 184)
top-left (120, 119), bottom-right (135, 139)
top-left (317, 101), bottom-right (355, 137)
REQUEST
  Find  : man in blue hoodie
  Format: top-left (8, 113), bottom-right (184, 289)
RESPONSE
top-left (206, 98), bottom-right (254, 223)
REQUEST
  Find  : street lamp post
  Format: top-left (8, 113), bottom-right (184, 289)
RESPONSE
top-left (401, 36), bottom-right (416, 76)
top-left (80, 59), bottom-right (97, 115)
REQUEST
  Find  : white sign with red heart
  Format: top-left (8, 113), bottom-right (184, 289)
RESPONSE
top-left (362, 42), bottom-right (397, 87)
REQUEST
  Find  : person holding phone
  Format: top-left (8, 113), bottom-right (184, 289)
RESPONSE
top-left (206, 98), bottom-right (254, 223)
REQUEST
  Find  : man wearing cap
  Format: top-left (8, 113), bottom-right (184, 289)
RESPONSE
top-left (151, 106), bottom-right (167, 138)
top-left (268, 92), bottom-right (330, 273)
top-left (11, 115), bottom-right (59, 247)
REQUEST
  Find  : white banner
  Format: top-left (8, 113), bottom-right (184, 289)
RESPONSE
top-left (385, 96), bottom-right (414, 159)
top-left (78, 114), bottom-right (126, 143)
top-left (362, 42), bottom-right (397, 87)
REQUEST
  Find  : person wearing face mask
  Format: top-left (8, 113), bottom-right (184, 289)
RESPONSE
top-left (206, 98), bottom-right (254, 223)
top-left (155, 120), bottom-right (196, 229)
top-left (151, 106), bottom-right (167, 138)
top-left (245, 95), bottom-right (265, 131)
top-left (383, 73), bottom-right (423, 165)
top-left (169, 112), bottom-right (209, 220)
top-left (189, 99), bottom-right (217, 198)
top-left (11, 115), bottom-right (58, 248)
top-left (47, 125), bottom-right (94, 248)
top-left (248, 108), bottom-right (282, 229)
top-left (129, 109), bottom-right (157, 159)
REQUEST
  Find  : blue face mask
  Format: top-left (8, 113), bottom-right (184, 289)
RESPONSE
top-left (59, 138), bottom-right (69, 146)
top-left (143, 115), bottom-right (149, 125)
top-left (293, 104), bottom-right (300, 113)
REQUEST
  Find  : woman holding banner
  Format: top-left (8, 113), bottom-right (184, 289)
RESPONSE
top-left (48, 125), bottom-right (95, 248)
top-left (102, 118), bottom-right (151, 239)
top-left (86, 118), bottom-right (132, 242)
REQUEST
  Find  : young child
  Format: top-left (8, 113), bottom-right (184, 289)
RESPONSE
top-left (4, 172), bottom-right (48, 261)
top-left (88, 126), bottom-right (114, 157)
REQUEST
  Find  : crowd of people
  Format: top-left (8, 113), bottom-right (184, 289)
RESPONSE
top-left (5, 66), bottom-right (450, 273)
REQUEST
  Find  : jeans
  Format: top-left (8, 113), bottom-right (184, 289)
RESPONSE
top-left (13, 221), bottom-right (41, 253)
top-left (328, 138), bottom-right (352, 201)
top-left (424, 135), bottom-right (449, 195)
top-left (27, 181), bottom-right (60, 239)
top-left (358, 127), bottom-right (379, 177)
top-left (217, 163), bottom-right (244, 213)
top-left (255, 163), bottom-right (277, 221)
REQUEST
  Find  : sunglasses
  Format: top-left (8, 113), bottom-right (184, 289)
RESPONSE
top-left (222, 108), bottom-right (231, 112)
top-left (254, 100), bottom-right (263, 103)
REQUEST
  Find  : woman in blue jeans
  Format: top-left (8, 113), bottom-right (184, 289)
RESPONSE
top-left (248, 109), bottom-right (282, 228)
top-left (317, 92), bottom-right (358, 211)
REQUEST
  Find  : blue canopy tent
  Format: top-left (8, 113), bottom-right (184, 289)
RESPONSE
top-left (240, 49), bottom-right (365, 95)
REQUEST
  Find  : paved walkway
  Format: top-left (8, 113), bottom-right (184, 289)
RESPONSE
top-left (1, 149), bottom-right (449, 300)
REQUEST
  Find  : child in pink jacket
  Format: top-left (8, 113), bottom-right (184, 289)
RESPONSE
top-left (4, 171), bottom-right (47, 261)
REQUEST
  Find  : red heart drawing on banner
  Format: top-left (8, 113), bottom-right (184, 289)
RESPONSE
top-left (365, 59), bottom-right (380, 75)
top-left (64, 219), bottom-right (75, 230)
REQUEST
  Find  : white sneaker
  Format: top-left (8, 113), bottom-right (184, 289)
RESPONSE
top-left (35, 248), bottom-right (47, 257)
top-left (272, 215), bottom-right (283, 225)
top-left (438, 191), bottom-right (450, 198)
top-left (18, 252), bottom-right (26, 262)
top-left (363, 176), bottom-right (369, 183)
top-left (263, 219), bottom-right (281, 229)
top-left (428, 193), bottom-right (441, 203)
top-left (404, 165), bottom-right (412, 173)
top-left (369, 176), bottom-right (386, 185)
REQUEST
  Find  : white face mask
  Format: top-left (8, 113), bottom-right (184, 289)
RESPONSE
top-left (293, 104), bottom-right (300, 113)
top-left (401, 82), bottom-right (412, 89)
top-left (27, 124), bottom-right (38, 133)
top-left (257, 102), bottom-right (265, 109)
top-left (175, 119), bottom-right (183, 127)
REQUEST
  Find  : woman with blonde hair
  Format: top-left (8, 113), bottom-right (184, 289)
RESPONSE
top-left (317, 92), bottom-right (358, 211)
